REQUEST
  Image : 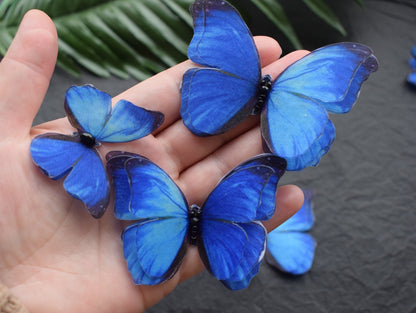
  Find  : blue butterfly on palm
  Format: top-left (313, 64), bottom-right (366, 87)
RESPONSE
top-left (30, 85), bottom-right (164, 218)
top-left (106, 152), bottom-right (287, 290)
top-left (180, 0), bottom-right (378, 171)
top-left (266, 189), bottom-right (316, 275)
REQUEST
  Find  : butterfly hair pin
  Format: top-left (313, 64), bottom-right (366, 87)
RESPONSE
top-left (106, 151), bottom-right (286, 290)
top-left (266, 189), bottom-right (316, 275)
top-left (30, 85), bottom-right (164, 218)
top-left (180, 0), bottom-right (379, 171)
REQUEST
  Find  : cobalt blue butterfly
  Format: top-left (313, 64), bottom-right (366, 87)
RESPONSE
top-left (180, 0), bottom-right (379, 171)
top-left (30, 85), bottom-right (164, 218)
top-left (407, 45), bottom-right (416, 88)
top-left (266, 189), bottom-right (316, 275)
top-left (106, 151), bottom-right (286, 290)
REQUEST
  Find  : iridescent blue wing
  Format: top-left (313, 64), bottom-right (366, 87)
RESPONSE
top-left (266, 232), bottom-right (316, 275)
top-left (408, 72), bottom-right (416, 88)
top-left (263, 43), bottom-right (378, 171)
top-left (30, 133), bottom-right (109, 218)
top-left (198, 155), bottom-right (286, 290)
top-left (122, 217), bottom-right (188, 285)
top-left (218, 222), bottom-right (266, 290)
top-left (202, 154), bottom-right (286, 222)
top-left (409, 57), bottom-right (416, 71)
top-left (107, 153), bottom-right (189, 285)
top-left (96, 100), bottom-right (164, 143)
top-left (411, 45), bottom-right (416, 59)
top-left (66, 85), bottom-right (164, 142)
top-left (65, 85), bottom-right (112, 135)
top-left (125, 156), bottom-right (188, 219)
top-left (221, 262), bottom-right (261, 291)
top-left (106, 151), bottom-right (140, 220)
top-left (220, 154), bottom-right (287, 220)
top-left (266, 190), bottom-right (316, 275)
top-left (180, 0), bottom-right (260, 136)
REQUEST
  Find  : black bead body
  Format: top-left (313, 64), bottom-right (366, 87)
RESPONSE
top-left (79, 132), bottom-right (97, 148)
top-left (252, 74), bottom-right (273, 115)
top-left (189, 204), bottom-right (202, 246)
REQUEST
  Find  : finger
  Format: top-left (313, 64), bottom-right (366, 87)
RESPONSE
top-left (113, 36), bottom-right (282, 133)
top-left (263, 50), bottom-right (310, 79)
top-left (178, 126), bottom-right (262, 204)
top-left (158, 50), bottom-right (308, 177)
top-left (0, 10), bottom-right (58, 138)
top-left (263, 184), bottom-right (304, 232)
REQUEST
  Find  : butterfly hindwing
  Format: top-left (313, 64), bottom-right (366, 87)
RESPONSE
top-left (266, 232), bottom-right (316, 275)
top-left (266, 190), bottom-right (316, 275)
top-left (181, 0), bottom-right (261, 136)
top-left (63, 147), bottom-right (109, 218)
top-left (122, 219), bottom-right (188, 285)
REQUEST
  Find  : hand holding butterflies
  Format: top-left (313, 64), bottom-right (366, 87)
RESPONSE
top-left (0, 10), bottom-right (304, 313)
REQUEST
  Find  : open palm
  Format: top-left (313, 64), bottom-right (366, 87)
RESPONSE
top-left (0, 10), bottom-right (305, 313)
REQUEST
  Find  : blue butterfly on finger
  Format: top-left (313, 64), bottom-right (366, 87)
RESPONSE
top-left (30, 85), bottom-right (164, 218)
top-left (106, 151), bottom-right (286, 290)
top-left (266, 189), bottom-right (316, 275)
top-left (180, 0), bottom-right (379, 171)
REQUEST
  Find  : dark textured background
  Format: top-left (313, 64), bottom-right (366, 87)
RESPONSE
top-left (36, 1), bottom-right (416, 312)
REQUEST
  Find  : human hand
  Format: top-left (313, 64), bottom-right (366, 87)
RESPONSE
top-left (0, 10), bottom-right (306, 313)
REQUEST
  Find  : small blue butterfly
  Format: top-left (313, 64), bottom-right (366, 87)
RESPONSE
top-left (106, 152), bottom-right (287, 290)
top-left (266, 190), bottom-right (316, 275)
top-left (407, 45), bottom-right (416, 88)
top-left (30, 85), bottom-right (164, 218)
top-left (180, 0), bottom-right (379, 171)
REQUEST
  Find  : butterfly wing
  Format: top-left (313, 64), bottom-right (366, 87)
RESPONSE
top-left (66, 85), bottom-right (164, 142)
top-left (122, 218), bottom-right (188, 285)
top-left (266, 190), bottom-right (315, 275)
top-left (266, 232), bottom-right (316, 275)
top-left (96, 100), bottom-right (164, 143)
top-left (263, 43), bottom-right (378, 171)
top-left (107, 153), bottom-right (189, 285)
top-left (106, 151), bottom-right (140, 220)
top-left (409, 57), bottom-right (416, 71)
top-left (65, 85), bottom-right (111, 135)
top-left (30, 133), bottom-right (109, 218)
top-left (408, 72), bottom-right (416, 88)
top-left (180, 0), bottom-right (261, 136)
top-left (198, 155), bottom-right (286, 289)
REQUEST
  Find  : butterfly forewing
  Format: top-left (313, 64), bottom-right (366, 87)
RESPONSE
top-left (181, 0), bottom-right (261, 136)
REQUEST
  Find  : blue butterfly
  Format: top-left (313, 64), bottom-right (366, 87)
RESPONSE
top-left (180, 0), bottom-right (379, 171)
top-left (266, 189), bottom-right (316, 275)
top-left (106, 152), bottom-right (286, 290)
top-left (407, 45), bottom-right (416, 88)
top-left (30, 85), bottom-right (164, 218)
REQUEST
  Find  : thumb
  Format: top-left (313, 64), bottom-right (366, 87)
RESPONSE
top-left (0, 9), bottom-right (58, 139)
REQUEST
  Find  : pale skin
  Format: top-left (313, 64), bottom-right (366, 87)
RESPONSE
top-left (0, 10), bottom-right (308, 313)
